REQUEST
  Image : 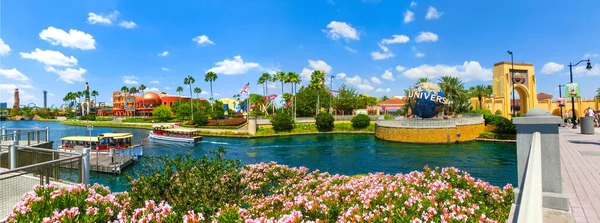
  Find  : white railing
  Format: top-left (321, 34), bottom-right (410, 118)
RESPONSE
top-left (516, 132), bottom-right (543, 223)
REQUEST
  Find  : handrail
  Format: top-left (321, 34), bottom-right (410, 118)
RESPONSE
top-left (16, 145), bottom-right (81, 156)
top-left (516, 132), bottom-right (543, 222)
top-left (0, 156), bottom-right (82, 175)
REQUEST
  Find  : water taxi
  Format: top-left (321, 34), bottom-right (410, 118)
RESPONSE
top-left (58, 132), bottom-right (143, 158)
top-left (149, 125), bottom-right (203, 144)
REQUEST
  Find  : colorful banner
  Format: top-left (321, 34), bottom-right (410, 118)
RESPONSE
top-left (556, 98), bottom-right (566, 107)
top-left (125, 98), bottom-right (136, 111)
top-left (565, 83), bottom-right (580, 98)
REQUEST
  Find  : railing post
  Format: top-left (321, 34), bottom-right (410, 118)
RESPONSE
top-left (37, 130), bottom-right (40, 144)
top-left (46, 127), bottom-right (49, 142)
top-left (1, 126), bottom-right (6, 141)
top-left (9, 130), bottom-right (18, 169)
top-left (513, 108), bottom-right (569, 211)
top-left (27, 131), bottom-right (31, 146)
top-left (81, 148), bottom-right (90, 184)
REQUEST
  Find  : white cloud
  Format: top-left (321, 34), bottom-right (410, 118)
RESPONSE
top-left (573, 63), bottom-right (600, 76)
top-left (344, 75), bottom-right (374, 91)
top-left (158, 51), bottom-right (169, 56)
top-left (0, 84), bottom-right (36, 105)
top-left (395, 66), bottom-right (405, 73)
top-left (165, 87), bottom-right (172, 90)
top-left (267, 83), bottom-right (277, 89)
top-left (415, 31), bottom-right (438, 43)
top-left (208, 55), bottom-right (260, 75)
top-left (541, 62), bottom-right (564, 74)
top-left (410, 1), bottom-right (417, 7)
top-left (87, 11), bottom-right (118, 25)
top-left (402, 61), bottom-right (492, 82)
top-left (381, 69), bottom-right (395, 81)
top-left (162, 67), bottom-right (169, 71)
top-left (18, 84), bottom-right (34, 89)
top-left (0, 68), bottom-right (29, 82)
top-left (370, 77), bottom-right (382, 84)
top-left (308, 60), bottom-right (332, 73)
top-left (192, 35), bottom-right (214, 45)
top-left (150, 80), bottom-right (160, 84)
top-left (45, 67), bottom-right (86, 83)
top-left (370, 43), bottom-right (394, 60)
top-left (200, 91), bottom-right (209, 95)
top-left (357, 83), bottom-right (374, 91)
top-left (119, 21), bottom-right (137, 29)
top-left (0, 38), bottom-right (11, 56)
top-left (403, 10), bottom-right (415, 24)
top-left (336, 72), bottom-right (347, 79)
top-left (323, 21), bottom-right (359, 41)
top-left (20, 48), bottom-right (78, 67)
top-left (147, 87), bottom-right (160, 92)
top-left (123, 75), bottom-right (139, 85)
top-left (381, 35), bottom-right (410, 44)
top-left (583, 53), bottom-right (599, 58)
top-left (376, 88), bottom-right (392, 93)
top-left (415, 52), bottom-right (425, 57)
top-left (39, 27), bottom-right (96, 50)
top-left (49, 93), bottom-right (55, 96)
top-left (300, 68), bottom-right (313, 82)
top-left (344, 46), bottom-right (357, 53)
top-left (425, 6), bottom-right (443, 20)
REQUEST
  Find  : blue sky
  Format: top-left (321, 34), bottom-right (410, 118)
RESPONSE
top-left (1, 0), bottom-right (600, 107)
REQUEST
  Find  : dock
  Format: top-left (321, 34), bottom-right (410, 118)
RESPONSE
top-left (60, 152), bottom-right (135, 174)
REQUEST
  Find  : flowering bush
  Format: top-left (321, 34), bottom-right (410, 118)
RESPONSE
top-left (6, 162), bottom-right (513, 222)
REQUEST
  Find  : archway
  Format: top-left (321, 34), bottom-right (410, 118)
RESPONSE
top-left (514, 85), bottom-right (531, 116)
top-left (552, 108), bottom-right (563, 118)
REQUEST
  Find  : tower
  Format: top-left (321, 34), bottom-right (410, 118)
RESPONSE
top-left (492, 62), bottom-right (537, 117)
top-left (13, 88), bottom-right (20, 111)
top-left (43, 90), bottom-right (48, 108)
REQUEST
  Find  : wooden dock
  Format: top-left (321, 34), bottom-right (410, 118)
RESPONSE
top-left (59, 152), bottom-right (135, 174)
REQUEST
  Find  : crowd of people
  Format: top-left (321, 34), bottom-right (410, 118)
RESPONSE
top-left (564, 107), bottom-right (600, 127)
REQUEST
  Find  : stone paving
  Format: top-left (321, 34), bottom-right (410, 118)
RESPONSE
top-left (559, 127), bottom-right (600, 223)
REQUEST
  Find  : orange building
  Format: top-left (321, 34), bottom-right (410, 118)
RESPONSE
top-left (97, 91), bottom-right (203, 117)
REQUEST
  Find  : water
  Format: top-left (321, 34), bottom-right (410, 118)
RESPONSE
top-left (1, 121), bottom-right (517, 191)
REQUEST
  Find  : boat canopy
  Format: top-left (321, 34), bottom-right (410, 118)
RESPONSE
top-left (162, 128), bottom-right (201, 133)
top-left (99, 133), bottom-right (133, 139)
top-left (60, 136), bottom-right (99, 142)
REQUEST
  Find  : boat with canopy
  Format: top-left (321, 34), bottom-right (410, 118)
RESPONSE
top-left (149, 124), bottom-right (203, 144)
top-left (58, 132), bottom-right (143, 159)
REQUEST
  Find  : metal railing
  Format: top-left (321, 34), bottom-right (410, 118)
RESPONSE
top-left (0, 127), bottom-right (50, 146)
top-left (514, 132), bottom-right (543, 222)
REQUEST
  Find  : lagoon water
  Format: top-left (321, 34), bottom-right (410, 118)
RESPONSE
top-left (2, 121), bottom-right (517, 191)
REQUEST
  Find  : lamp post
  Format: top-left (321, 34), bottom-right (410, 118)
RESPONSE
top-left (567, 59), bottom-right (592, 129)
top-left (558, 84), bottom-right (565, 122)
top-left (507, 51), bottom-right (515, 117)
top-left (329, 75), bottom-right (334, 114)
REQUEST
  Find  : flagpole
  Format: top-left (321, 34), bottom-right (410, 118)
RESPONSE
top-left (247, 83), bottom-right (250, 118)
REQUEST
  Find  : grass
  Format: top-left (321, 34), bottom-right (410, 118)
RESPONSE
top-left (479, 132), bottom-right (516, 140)
top-left (256, 123), bottom-right (375, 136)
top-left (61, 120), bottom-right (153, 129)
top-left (180, 123), bottom-right (247, 129)
top-left (122, 117), bottom-right (181, 123)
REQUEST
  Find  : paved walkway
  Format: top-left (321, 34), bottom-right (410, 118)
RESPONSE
top-left (559, 127), bottom-right (600, 223)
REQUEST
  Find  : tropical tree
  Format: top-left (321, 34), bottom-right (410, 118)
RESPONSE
top-left (439, 76), bottom-right (467, 114)
top-left (336, 84), bottom-right (358, 115)
top-left (204, 71), bottom-right (218, 103)
top-left (76, 91), bottom-right (83, 104)
top-left (380, 95), bottom-right (389, 102)
top-left (287, 72), bottom-right (301, 119)
top-left (469, 85), bottom-right (493, 109)
top-left (82, 90), bottom-right (89, 101)
top-left (91, 90), bottom-right (99, 106)
top-left (257, 73), bottom-right (272, 97)
top-left (129, 86), bottom-right (137, 95)
top-left (595, 88), bottom-right (600, 101)
top-left (121, 86), bottom-right (129, 95)
top-left (194, 87), bottom-right (202, 101)
top-left (415, 77), bottom-right (430, 85)
top-left (184, 75), bottom-right (196, 120)
top-left (309, 70), bottom-right (325, 115)
top-left (273, 71), bottom-right (286, 100)
top-left (176, 86), bottom-right (184, 98)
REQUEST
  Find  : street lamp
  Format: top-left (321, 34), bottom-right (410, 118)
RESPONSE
top-left (329, 75), bottom-right (334, 114)
top-left (507, 51), bottom-right (515, 117)
top-left (567, 59), bottom-right (592, 129)
top-left (558, 84), bottom-right (565, 122)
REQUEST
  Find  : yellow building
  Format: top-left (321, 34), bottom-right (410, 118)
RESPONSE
top-left (219, 98), bottom-right (238, 111)
top-left (470, 61), bottom-right (599, 119)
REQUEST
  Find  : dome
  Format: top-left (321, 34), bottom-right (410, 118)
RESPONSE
top-left (141, 92), bottom-right (161, 105)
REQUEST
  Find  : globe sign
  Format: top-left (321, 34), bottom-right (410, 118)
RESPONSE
top-left (407, 82), bottom-right (449, 118)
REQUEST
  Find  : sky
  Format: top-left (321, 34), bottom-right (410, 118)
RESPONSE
top-left (1, 0), bottom-right (600, 108)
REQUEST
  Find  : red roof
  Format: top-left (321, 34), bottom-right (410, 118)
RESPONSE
top-left (537, 92), bottom-right (553, 101)
top-left (378, 98), bottom-right (406, 106)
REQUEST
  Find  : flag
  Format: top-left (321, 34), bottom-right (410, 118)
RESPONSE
top-left (240, 82), bottom-right (249, 94)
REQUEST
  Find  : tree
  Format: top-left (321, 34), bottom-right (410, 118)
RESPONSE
top-left (295, 86), bottom-right (329, 117)
top-left (469, 85), bottom-right (493, 109)
top-left (138, 84), bottom-right (146, 115)
top-left (596, 88), bottom-right (600, 101)
top-left (352, 114), bottom-right (371, 129)
top-left (194, 87), bottom-right (202, 101)
top-left (315, 112), bottom-right (334, 131)
top-left (121, 86), bottom-right (129, 99)
top-left (193, 111), bottom-right (208, 126)
top-left (356, 94), bottom-right (378, 109)
top-left (152, 105), bottom-right (172, 122)
top-left (309, 70), bottom-right (326, 115)
top-left (439, 76), bottom-right (467, 114)
top-left (273, 71), bottom-right (286, 100)
top-left (380, 95), bottom-right (389, 102)
top-left (184, 75), bottom-right (196, 120)
top-left (270, 112), bottom-right (294, 131)
top-left (257, 73), bottom-right (272, 97)
top-left (212, 100), bottom-right (225, 119)
top-left (91, 90), bottom-right (99, 106)
top-left (415, 77), bottom-right (430, 86)
top-left (335, 84), bottom-right (358, 115)
top-left (287, 72), bottom-right (301, 119)
top-left (205, 71), bottom-right (218, 103)
top-left (175, 103), bottom-right (191, 121)
top-left (176, 86), bottom-right (184, 97)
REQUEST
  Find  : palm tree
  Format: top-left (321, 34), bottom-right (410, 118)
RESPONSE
top-left (194, 87), bottom-right (202, 101)
top-left (287, 72), bottom-right (301, 118)
top-left (176, 86), bottom-right (184, 98)
top-left (138, 84), bottom-right (146, 115)
top-left (129, 87), bottom-right (137, 97)
top-left (91, 90), bottom-right (99, 106)
top-left (184, 75), bottom-right (196, 120)
top-left (310, 70), bottom-right (325, 115)
top-left (595, 88), bottom-right (600, 101)
top-left (416, 77), bottom-right (430, 86)
top-left (439, 76), bottom-right (466, 114)
top-left (257, 73), bottom-right (272, 97)
top-left (121, 86), bottom-right (129, 95)
top-left (273, 71), bottom-right (286, 99)
top-left (204, 71), bottom-right (218, 104)
top-left (76, 91), bottom-right (83, 104)
top-left (469, 85), bottom-right (492, 109)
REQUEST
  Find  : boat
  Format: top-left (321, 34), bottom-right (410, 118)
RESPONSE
top-left (148, 124), bottom-right (203, 144)
top-left (58, 132), bottom-right (144, 159)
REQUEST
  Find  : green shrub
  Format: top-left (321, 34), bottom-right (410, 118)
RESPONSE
top-left (383, 114), bottom-right (395, 120)
top-left (153, 105), bottom-right (172, 122)
top-left (495, 110), bottom-right (502, 115)
top-left (315, 112), bottom-right (335, 132)
top-left (79, 114), bottom-right (96, 121)
top-left (494, 116), bottom-right (516, 134)
top-left (127, 147), bottom-right (244, 217)
top-left (479, 132), bottom-right (516, 140)
top-left (352, 114), bottom-right (371, 129)
top-left (270, 112), bottom-right (295, 131)
top-left (193, 111), bottom-right (209, 126)
top-left (95, 117), bottom-right (113, 121)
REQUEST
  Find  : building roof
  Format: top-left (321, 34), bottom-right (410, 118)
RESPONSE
top-left (378, 98), bottom-right (406, 106)
top-left (537, 92), bottom-right (553, 101)
top-left (493, 61), bottom-right (534, 66)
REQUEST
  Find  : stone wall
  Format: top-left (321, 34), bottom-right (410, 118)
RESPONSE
top-left (375, 123), bottom-right (484, 143)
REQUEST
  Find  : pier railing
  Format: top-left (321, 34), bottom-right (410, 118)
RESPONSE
top-left (0, 127), bottom-right (50, 146)
top-left (513, 132), bottom-right (543, 222)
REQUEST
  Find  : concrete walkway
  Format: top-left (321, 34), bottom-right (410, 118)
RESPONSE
top-left (559, 127), bottom-right (600, 222)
